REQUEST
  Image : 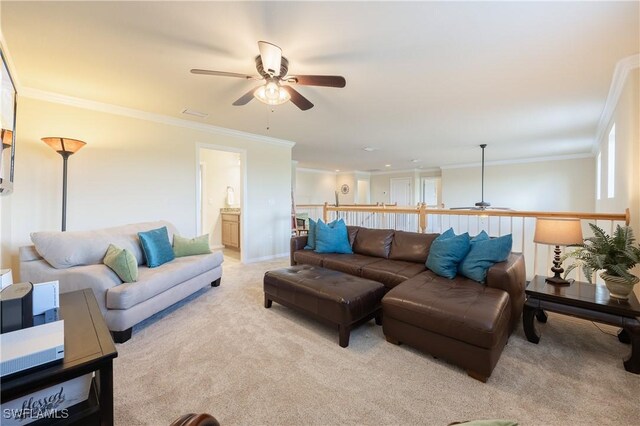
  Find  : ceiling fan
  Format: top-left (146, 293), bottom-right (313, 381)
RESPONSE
top-left (450, 144), bottom-right (512, 211)
top-left (191, 41), bottom-right (346, 111)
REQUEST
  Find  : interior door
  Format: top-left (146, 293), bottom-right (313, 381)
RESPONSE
top-left (390, 177), bottom-right (413, 230)
top-left (390, 177), bottom-right (412, 206)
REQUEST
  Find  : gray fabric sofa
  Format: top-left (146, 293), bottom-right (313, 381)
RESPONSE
top-left (19, 221), bottom-right (223, 343)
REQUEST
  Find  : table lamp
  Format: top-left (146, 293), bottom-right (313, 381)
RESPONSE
top-left (534, 217), bottom-right (584, 285)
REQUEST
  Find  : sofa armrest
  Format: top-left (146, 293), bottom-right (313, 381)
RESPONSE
top-left (20, 259), bottom-right (121, 315)
top-left (485, 253), bottom-right (526, 332)
top-left (290, 236), bottom-right (308, 265)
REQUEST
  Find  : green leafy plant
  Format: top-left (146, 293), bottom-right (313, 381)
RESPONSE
top-left (562, 223), bottom-right (640, 283)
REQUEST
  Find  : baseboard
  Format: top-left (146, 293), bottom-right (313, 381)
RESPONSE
top-left (244, 252), bottom-right (289, 264)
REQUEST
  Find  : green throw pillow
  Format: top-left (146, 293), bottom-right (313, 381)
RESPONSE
top-left (103, 244), bottom-right (138, 283)
top-left (173, 234), bottom-right (211, 257)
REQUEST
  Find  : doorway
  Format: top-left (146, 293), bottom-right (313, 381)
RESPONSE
top-left (390, 177), bottom-right (413, 206)
top-left (197, 146), bottom-right (245, 263)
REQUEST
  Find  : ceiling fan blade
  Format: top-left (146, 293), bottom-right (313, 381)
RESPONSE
top-left (287, 75), bottom-right (346, 88)
top-left (191, 69), bottom-right (257, 79)
top-left (282, 86), bottom-right (314, 111)
top-left (232, 87), bottom-right (259, 106)
top-left (258, 41), bottom-right (282, 76)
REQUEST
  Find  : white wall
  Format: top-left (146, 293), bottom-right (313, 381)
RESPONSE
top-left (595, 68), bottom-right (639, 291)
top-left (3, 95), bottom-right (292, 272)
top-left (200, 149), bottom-right (241, 248)
top-left (295, 169), bottom-right (336, 204)
top-left (442, 157), bottom-right (595, 212)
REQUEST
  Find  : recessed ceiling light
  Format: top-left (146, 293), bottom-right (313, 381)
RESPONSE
top-left (411, 159), bottom-right (422, 163)
top-left (335, 169), bottom-right (340, 172)
top-left (182, 108), bottom-right (209, 118)
top-left (363, 147), bottom-right (378, 152)
top-left (385, 164), bottom-right (391, 167)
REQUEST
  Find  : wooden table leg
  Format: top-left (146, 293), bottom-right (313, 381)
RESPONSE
top-left (536, 310), bottom-right (548, 323)
top-left (523, 303), bottom-right (541, 344)
top-left (618, 328), bottom-right (630, 344)
top-left (623, 322), bottom-right (640, 374)
top-left (98, 361), bottom-right (114, 426)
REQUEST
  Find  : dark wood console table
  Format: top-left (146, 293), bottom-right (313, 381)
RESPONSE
top-left (1, 289), bottom-right (118, 425)
top-left (523, 275), bottom-right (640, 374)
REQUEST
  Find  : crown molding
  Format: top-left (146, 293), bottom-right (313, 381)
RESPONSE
top-left (593, 54), bottom-right (640, 152)
top-left (296, 167), bottom-right (337, 174)
top-left (369, 167), bottom-right (440, 176)
top-left (440, 152), bottom-right (594, 170)
top-left (19, 87), bottom-right (296, 148)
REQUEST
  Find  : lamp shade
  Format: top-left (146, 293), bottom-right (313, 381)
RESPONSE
top-left (1, 129), bottom-right (12, 148)
top-left (534, 218), bottom-right (584, 246)
top-left (41, 137), bottom-right (86, 154)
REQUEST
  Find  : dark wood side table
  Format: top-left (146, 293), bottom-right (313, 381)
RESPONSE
top-left (523, 275), bottom-right (640, 374)
top-left (1, 289), bottom-right (118, 425)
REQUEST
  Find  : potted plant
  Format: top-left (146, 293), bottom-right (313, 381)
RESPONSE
top-left (562, 223), bottom-right (640, 300)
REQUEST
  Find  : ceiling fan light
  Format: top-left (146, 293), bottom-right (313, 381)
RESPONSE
top-left (254, 82), bottom-right (290, 106)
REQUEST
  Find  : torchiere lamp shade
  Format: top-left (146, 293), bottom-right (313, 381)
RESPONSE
top-left (41, 137), bottom-right (86, 155)
top-left (41, 137), bottom-right (87, 232)
top-left (534, 218), bottom-right (584, 246)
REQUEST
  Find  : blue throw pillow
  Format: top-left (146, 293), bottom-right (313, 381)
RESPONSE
top-left (425, 231), bottom-right (471, 279)
top-left (472, 230), bottom-right (490, 242)
top-left (138, 226), bottom-right (175, 268)
top-left (459, 234), bottom-right (513, 283)
top-left (439, 227), bottom-right (456, 240)
top-left (314, 219), bottom-right (353, 254)
top-left (304, 219), bottom-right (317, 250)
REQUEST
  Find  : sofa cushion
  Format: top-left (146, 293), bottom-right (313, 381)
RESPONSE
top-left (106, 251), bottom-right (223, 310)
top-left (315, 219), bottom-right (353, 254)
top-left (353, 228), bottom-right (395, 258)
top-left (361, 259), bottom-right (426, 289)
top-left (31, 221), bottom-right (176, 269)
top-left (425, 231), bottom-right (471, 279)
top-left (321, 253), bottom-right (384, 276)
top-left (382, 271), bottom-right (510, 349)
top-left (139, 226), bottom-right (175, 268)
top-left (103, 244), bottom-right (138, 283)
top-left (304, 219), bottom-right (318, 250)
top-left (293, 250), bottom-right (326, 267)
top-left (346, 226), bottom-right (361, 246)
top-left (459, 233), bottom-right (513, 283)
top-left (173, 234), bottom-right (211, 257)
top-left (389, 231), bottom-right (438, 263)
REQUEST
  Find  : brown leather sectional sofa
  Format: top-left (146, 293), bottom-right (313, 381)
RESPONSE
top-left (290, 226), bottom-right (526, 381)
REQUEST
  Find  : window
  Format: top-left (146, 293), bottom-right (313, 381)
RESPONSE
top-left (607, 124), bottom-right (615, 198)
top-left (596, 152), bottom-right (601, 200)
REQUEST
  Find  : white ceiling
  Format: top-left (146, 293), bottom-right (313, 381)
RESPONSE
top-left (3, 1), bottom-right (639, 171)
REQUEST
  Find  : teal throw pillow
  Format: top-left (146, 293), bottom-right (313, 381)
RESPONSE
top-left (439, 227), bottom-right (456, 240)
top-left (425, 231), bottom-right (471, 279)
top-left (173, 234), bottom-right (211, 257)
top-left (138, 226), bottom-right (175, 268)
top-left (304, 219), bottom-right (317, 250)
top-left (103, 244), bottom-right (138, 283)
top-left (459, 233), bottom-right (513, 283)
top-left (314, 219), bottom-right (353, 254)
top-left (472, 230), bottom-right (490, 242)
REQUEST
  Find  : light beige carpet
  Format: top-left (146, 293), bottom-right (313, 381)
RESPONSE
top-left (113, 257), bottom-right (640, 425)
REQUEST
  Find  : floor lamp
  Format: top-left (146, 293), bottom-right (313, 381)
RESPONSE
top-left (42, 137), bottom-right (86, 231)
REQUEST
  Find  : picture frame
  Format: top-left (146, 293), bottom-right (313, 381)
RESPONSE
top-left (1, 46), bottom-right (17, 195)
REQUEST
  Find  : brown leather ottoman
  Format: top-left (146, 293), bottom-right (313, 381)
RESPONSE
top-left (264, 265), bottom-right (385, 347)
top-left (382, 272), bottom-right (511, 382)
